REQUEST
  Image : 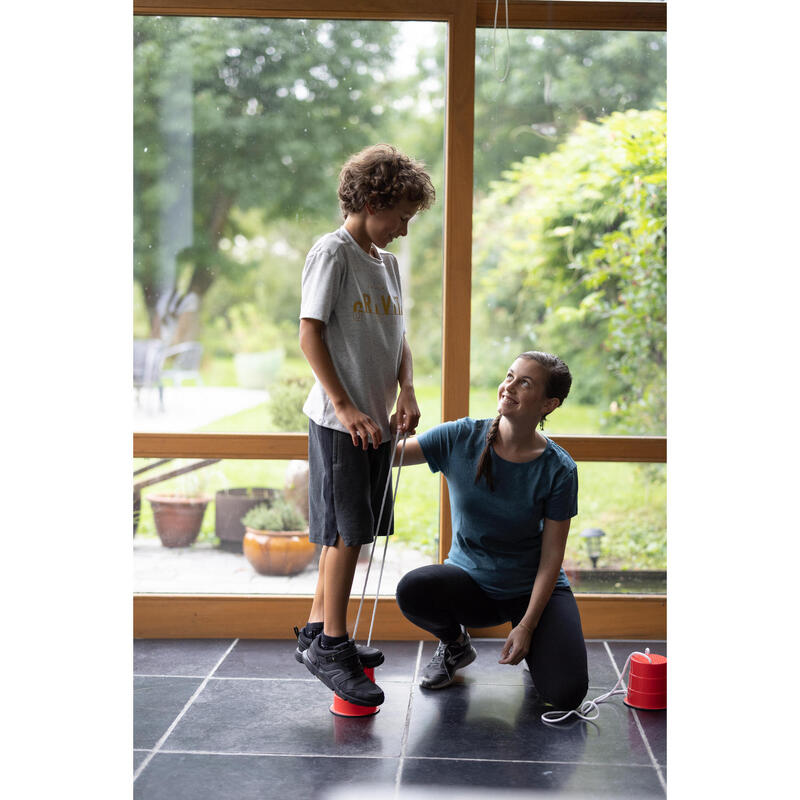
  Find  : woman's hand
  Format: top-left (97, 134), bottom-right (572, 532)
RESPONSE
top-left (498, 622), bottom-right (534, 665)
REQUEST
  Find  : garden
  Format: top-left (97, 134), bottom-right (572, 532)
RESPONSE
top-left (134, 18), bottom-right (666, 583)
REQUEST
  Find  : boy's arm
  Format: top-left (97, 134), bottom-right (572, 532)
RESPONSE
top-left (392, 334), bottom-right (420, 435)
top-left (299, 317), bottom-right (382, 449)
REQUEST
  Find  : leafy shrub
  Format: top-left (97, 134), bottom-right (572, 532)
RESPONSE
top-left (268, 375), bottom-right (314, 432)
top-left (242, 499), bottom-right (306, 531)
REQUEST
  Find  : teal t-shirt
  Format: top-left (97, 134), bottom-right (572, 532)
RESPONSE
top-left (417, 417), bottom-right (578, 599)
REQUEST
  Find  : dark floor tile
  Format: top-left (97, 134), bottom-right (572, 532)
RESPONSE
top-left (163, 676), bottom-right (411, 757)
top-left (585, 640), bottom-right (625, 689)
top-left (606, 640), bottom-right (667, 766)
top-left (359, 640), bottom-right (422, 683)
top-left (215, 639), bottom-right (312, 680)
top-left (400, 758), bottom-right (665, 797)
top-left (425, 638), bottom-right (529, 687)
top-left (134, 676), bottom-right (203, 749)
top-left (405, 681), bottom-right (655, 766)
top-left (216, 639), bottom-right (420, 683)
top-left (134, 639), bottom-right (235, 676)
top-left (134, 752), bottom-right (398, 800)
top-left (436, 639), bottom-right (621, 693)
top-left (134, 750), bottom-right (149, 773)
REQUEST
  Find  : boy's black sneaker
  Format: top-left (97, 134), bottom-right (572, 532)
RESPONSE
top-left (419, 632), bottom-right (477, 689)
top-left (293, 626), bottom-right (384, 668)
top-left (302, 637), bottom-right (385, 707)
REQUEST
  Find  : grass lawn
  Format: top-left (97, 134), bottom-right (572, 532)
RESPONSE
top-left (136, 374), bottom-right (665, 569)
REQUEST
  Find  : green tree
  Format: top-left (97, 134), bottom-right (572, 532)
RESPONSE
top-left (474, 28), bottom-right (666, 195)
top-left (134, 16), bottom-right (398, 329)
top-left (472, 107), bottom-right (666, 434)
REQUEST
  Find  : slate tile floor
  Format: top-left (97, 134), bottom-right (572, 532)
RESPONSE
top-left (134, 637), bottom-right (666, 799)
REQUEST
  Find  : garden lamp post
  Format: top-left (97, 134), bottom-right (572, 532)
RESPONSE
top-left (580, 527), bottom-right (605, 569)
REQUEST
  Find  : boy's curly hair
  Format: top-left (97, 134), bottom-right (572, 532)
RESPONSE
top-left (338, 144), bottom-right (435, 217)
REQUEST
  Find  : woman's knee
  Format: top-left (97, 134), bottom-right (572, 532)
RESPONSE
top-left (396, 565), bottom-right (433, 611)
top-left (532, 667), bottom-right (588, 710)
top-left (549, 676), bottom-right (589, 710)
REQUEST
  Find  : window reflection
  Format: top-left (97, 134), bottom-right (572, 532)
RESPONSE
top-left (470, 29), bottom-right (667, 586)
top-left (134, 17), bottom-right (445, 434)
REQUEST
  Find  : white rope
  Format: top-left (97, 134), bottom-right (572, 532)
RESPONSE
top-left (366, 432), bottom-right (407, 646)
top-left (541, 649), bottom-right (654, 724)
top-left (351, 428), bottom-right (407, 644)
top-left (493, 0), bottom-right (511, 83)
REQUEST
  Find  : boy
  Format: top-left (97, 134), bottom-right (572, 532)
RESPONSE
top-left (296, 144), bottom-right (435, 706)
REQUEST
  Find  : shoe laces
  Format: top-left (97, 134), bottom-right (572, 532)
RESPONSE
top-left (430, 641), bottom-right (449, 667)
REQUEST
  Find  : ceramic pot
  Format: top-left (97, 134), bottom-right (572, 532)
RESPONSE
top-left (243, 527), bottom-right (315, 576)
top-left (148, 493), bottom-right (211, 548)
top-left (214, 488), bottom-right (278, 552)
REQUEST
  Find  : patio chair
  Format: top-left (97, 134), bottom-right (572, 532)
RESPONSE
top-left (160, 341), bottom-right (203, 387)
top-left (133, 338), bottom-right (165, 410)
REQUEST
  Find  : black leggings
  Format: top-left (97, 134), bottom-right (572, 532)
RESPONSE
top-left (396, 564), bottom-right (589, 709)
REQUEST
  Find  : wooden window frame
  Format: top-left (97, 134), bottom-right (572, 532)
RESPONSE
top-left (133, 0), bottom-right (667, 640)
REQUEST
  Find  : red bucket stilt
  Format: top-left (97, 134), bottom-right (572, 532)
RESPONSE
top-left (329, 667), bottom-right (380, 717)
top-left (623, 652), bottom-right (667, 710)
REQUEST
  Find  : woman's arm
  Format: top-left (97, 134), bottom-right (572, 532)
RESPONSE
top-left (394, 435), bottom-right (428, 466)
top-left (498, 517), bottom-right (571, 665)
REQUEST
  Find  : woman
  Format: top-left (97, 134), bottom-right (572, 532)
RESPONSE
top-left (395, 351), bottom-right (588, 710)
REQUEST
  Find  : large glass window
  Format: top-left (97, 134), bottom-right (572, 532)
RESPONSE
top-left (133, 16), bottom-right (446, 594)
top-left (134, 17), bottom-right (445, 433)
top-left (471, 28), bottom-right (667, 589)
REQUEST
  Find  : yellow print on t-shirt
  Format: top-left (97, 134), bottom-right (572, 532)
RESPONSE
top-left (352, 293), bottom-right (402, 321)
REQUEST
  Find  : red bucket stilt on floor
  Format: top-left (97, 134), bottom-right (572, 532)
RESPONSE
top-left (623, 652), bottom-right (666, 710)
top-left (329, 667), bottom-right (380, 717)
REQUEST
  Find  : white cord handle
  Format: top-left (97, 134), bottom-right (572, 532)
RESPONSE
top-left (351, 429), bottom-right (407, 644)
top-left (541, 649), bottom-right (653, 724)
top-left (493, 0), bottom-right (511, 82)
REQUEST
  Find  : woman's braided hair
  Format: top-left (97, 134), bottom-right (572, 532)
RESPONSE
top-left (474, 351), bottom-right (572, 492)
top-left (338, 143), bottom-right (435, 218)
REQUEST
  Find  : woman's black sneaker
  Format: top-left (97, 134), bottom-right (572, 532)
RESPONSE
top-left (302, 637), bottom-right (385, 707)
top-left (419, 632), bottom-right (477, 689)
top-left (293, 626), bottom-right (384, 668)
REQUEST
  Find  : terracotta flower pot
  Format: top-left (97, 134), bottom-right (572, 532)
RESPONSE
top-left (148, 493), bottom-right (211, 548)
top-left (243, 527), bottom-right (316, 576)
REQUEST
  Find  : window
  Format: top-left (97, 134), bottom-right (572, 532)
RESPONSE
top-left (133, 16), bottom-right (446, 595)
top-left (471, 27), bottom-right (666, 588)
top-left (133, 2), bottom-right (667, 636)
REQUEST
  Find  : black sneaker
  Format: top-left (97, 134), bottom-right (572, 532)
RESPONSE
top-left (293, 626), bottom-right (384, 668)
top-left (302, 637), bottom-right (385, 707)
top-left (419, 632), bottom-right (477, 689)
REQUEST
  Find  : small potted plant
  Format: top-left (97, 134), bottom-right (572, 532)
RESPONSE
top-left (146, 465), bottom-right (214, 548)
top-left (241, 499), bottom-right (315, 576)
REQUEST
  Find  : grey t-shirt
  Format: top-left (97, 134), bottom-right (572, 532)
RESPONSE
top-left (300, 226), bottom-right (405, 440)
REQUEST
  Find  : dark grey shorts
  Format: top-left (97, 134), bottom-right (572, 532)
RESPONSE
top-left (307, 419), bottom-right (394, 547)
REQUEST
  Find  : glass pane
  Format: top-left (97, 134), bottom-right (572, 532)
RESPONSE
top-left (471, 28), bottom-right (666, 437)
top-left (565, 462), bottom-right (666, 593)
top-left (471, 29), bottom-right (666, 593)
top-left (134, 457), bottom-right (438, 595)
top-left (134, 17), bottom-right (445, 434)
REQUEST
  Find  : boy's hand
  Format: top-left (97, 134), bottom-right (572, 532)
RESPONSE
top-left (334, 401), bottom-right (381, 449)
top-left (391, 385), bottom-right (420, 435)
